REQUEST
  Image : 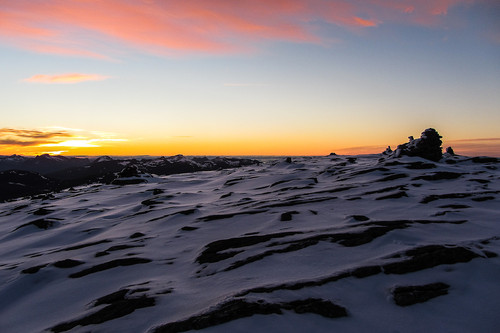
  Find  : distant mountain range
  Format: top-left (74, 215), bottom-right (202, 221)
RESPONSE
top-left (0, 154), bottom-right (259, 202)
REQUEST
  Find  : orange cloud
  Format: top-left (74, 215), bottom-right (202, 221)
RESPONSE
top-left (0, 0), bottom-right (474, 58)
top-left (0, 127), bottom-right (127, 155)
top-left (24, 73), bottom-right (110, 84)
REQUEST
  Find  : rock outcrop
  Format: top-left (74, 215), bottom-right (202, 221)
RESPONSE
top-left (393, 128), bottom-right (443, 162)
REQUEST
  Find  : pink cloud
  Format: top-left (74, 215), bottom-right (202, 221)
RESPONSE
top-left (0, 0), bottom-right (475, 57)
top-left (24, 73), bottom-right (110, 84)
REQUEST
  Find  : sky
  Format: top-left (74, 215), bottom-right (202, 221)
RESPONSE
top-left (1, 0), bottom-right (499, 156)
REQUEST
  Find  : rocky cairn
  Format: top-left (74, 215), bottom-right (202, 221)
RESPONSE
top-left (393, 128), bottom-right (444, 162)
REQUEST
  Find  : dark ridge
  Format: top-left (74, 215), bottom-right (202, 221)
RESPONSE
top-left (96, 244), bottom-right (144, 257)
top-left (130, 232), bottom-right (145, 239)
top-left (105, 244), bottom-right (144, 252)
top-left (224, 177), bottom-right (247, 186)
top-left (471, 196), bottom-right (495, 202)
top-left (283, 298), bottom-right (347, 318)
top-left (220, 192), bottom-right (233, 198)
top-left (351, 215), bottom-right (370, 221)
top-left (470, 157), bottom-right (498, 163)
top-left (362, 185), bottom-right (407, 195)
top-left (270, 179), bottom-right (293, 187)
top-left (349, 167), bottom-right (390, 177)
top-left (148, 208), bottom-right (198, 222)
top-left (94, 289), bottom-right (130, 306)
top-left (21, 264), bottom-right (48, 274)
top-left (176, 209), bottom-right (197, 215)
top-left (51, 293), bottom-right (155, 332)
top-left (392, 282), bottom-right (450, 306)
top-left (59, 239), bottom-right (112, 252)
top-left (236, 243), bottom-right (492, 297)
top-left (141, 199), bottom-right (162, 206)
top-left (32, 207), bottom-right (54, 215)
top-left (421, 191), bottom-right (500, 203)
top-left (153, 298), bottom-right (347, 333)
top-left (53, 259), bottom-right (85, 268)
top-left (376, 174), bottom-right (408, 182)
top-left (196, 232), bottom-right (300, 264)
top-left (151, 188), bottom-right (164, 195)
top-left (197, 209), bottom-right (267, 222)
top-left (217, 220), bottom-right (467, 273)
top-left (180, 226), bottom-right (198, 231)
top-left (69, 258), bottom-right (152, 278)
top-left (404, 162), bottom-right (437, 169)
top-left (468, 178), bottom-right (490, 184)
top-left (412, 172), bottom-right (462, 181)
top-left (258, 196), bottom-right (337, 209)
top-left (13, 218), bottom-right (58, 231)
top-left (383, 245), bottom-right (480, 274)
top-left (438, 204), bottom-right (470, 209)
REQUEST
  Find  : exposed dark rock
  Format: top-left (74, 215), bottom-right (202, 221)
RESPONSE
top-left (470, 157), bottom-right (498, 163)
top-left (280, 211), bottom-right (299, 221)
top-left (69, 258), bottom-right (152, 278)
top-left (376, 174), bottom-right (408, 182)
top-left (197, 210), bottom-right (267, 222)
top-left (382, 245), bottom-right (480, 274)
top-left (468, 178), bottom-right (490, 184)
top-left (141, 199), bottom-right (162, 206)
top-left (112, 178), bottom-right (147, 185)
top-left (152, 188), bottom-right (164, 195)
top-left (196, 232), bottom-right (300, 264)
top-left (392, 282), bottom-right (450, 306)
top-left (404, 162), bottom-right (437, 169)
top-left (14, 218), bottom-right (57, 231)
top-left (282, 298), bottom-right (347, 318)
top-left (421, 191), bottom-right (500, 203)
top-left (59, 239), bottom-right (112, 252)
top-left (153, 298), bottom-right (347, 333)
top-left (445, 147), bottom-right (455, 155)
top-left (220, 192), bottom-right (233, 198)
top-left (21, 264), bottom-right (47, 274)
top-left (351, 215), bottom-right (370, 221)
top-left (117, 164), bottom-right (140, 178)
top-left (33, 207), bottom-right (54, 215)
top-left (285, 157), bottom-right (293, 163)
top-left (181, 226), bottom-right (198, 231)
top-left (51, 289), bottom-right (155, 332)
top-left (53, 259), bottom-right (85, 268)
top-left (413, 172), bottom-right (462, 181)
top-left (393, 128), bottom-right (443, 162)
top-left (438, 204), bottom-right (470, 209)
top-left (130, 232), bottom-right (145, 239)
top-left (471, 196), bottom-right (495, 202)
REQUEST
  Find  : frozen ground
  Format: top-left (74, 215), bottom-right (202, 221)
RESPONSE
top-left (0, 154), bottom-right (499, 332)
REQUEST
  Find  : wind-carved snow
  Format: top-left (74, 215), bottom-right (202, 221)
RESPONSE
top-left (0, 155), bottom-right (499, 332)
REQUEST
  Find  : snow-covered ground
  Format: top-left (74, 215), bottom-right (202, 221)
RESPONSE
top-left (0, 154), bottom-right (499, 332)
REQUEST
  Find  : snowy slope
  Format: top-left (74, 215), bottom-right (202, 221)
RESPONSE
top-left (0, 154), bottom-right (499, 333)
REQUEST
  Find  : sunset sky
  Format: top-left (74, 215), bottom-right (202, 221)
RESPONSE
top-left (1, 0), bottom-right (499, 156)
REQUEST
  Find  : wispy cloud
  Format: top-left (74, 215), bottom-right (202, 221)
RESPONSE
top-left (0, 0), bottom-right (476, 58)
top-left (0, 127), bottom-right (127, 155)
top-left (445, 138), bottom-right (500, 157)
top-left (24, 73), bottom-right (110, 84)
